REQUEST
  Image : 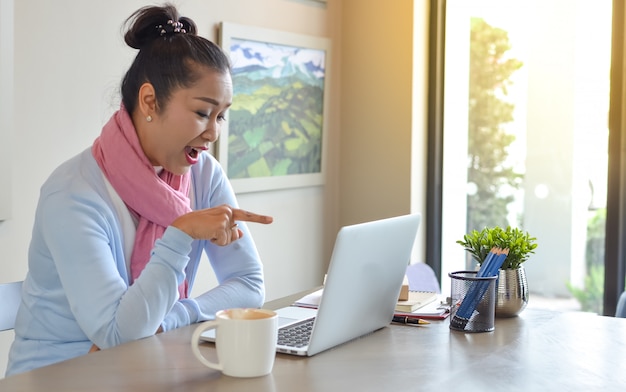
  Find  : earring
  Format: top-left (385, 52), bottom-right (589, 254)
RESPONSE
top-left (146, 115), bottom-right (152, 122)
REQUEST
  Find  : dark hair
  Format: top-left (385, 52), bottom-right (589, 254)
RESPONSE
top-left (120, 3), bottom-right (231, 114)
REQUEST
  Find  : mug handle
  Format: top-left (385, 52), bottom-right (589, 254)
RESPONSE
top-left (191, 320), bottom-right (222, 371)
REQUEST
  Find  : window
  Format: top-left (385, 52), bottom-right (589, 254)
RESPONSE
top-left (427, 0), bottom-right (623, 314)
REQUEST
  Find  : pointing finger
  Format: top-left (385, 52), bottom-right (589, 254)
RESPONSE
top-left (232, 208), bottom-right (274, 225)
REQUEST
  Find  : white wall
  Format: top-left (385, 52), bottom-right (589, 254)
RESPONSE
top-left (0, 0), bottom-right (13, 220)
top-left (0, 0), bottom-right (430, 377)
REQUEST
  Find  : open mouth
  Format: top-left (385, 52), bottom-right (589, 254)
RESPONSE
top-left (185, 146), bottom-right (199, 159)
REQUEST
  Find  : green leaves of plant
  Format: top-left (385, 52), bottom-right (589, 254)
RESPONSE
top-left (456, 226), bottom-right (537, 269)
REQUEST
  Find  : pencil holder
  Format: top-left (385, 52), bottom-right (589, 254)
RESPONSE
top-left (448, 271), bottom-right (497, 333)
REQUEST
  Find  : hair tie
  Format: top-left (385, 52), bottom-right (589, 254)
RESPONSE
top-left (156, 19), bottom-right (187, 36)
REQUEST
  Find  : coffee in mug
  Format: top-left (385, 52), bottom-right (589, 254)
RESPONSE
top-left (191, 308), bottom-right (278, 378)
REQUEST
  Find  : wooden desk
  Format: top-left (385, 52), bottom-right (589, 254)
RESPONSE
top-left (2, 290), bottom-right (626, 391)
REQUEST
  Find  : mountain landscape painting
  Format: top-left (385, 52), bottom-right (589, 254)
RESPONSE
top-left (225, 37), bottom-right (327, 181)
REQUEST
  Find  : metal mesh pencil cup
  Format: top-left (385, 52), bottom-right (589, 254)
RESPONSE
top-left (448, 271), bottom-right (497, 333)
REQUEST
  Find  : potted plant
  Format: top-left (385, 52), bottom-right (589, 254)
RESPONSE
top-left (456, 226), bottom-right (538, 317)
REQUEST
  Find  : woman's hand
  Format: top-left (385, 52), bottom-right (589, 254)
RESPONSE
top-left (171, 204), bottom-right (273, 246)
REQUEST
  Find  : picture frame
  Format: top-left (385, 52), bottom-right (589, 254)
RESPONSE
top-left (218, 22), bottom-right (331, 193)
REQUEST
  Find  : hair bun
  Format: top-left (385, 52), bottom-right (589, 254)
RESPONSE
top-left (123, 4), bottom-right (197, 50)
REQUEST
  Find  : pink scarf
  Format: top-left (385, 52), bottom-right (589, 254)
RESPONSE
top-left (92, 106), bottom-right (191, 298)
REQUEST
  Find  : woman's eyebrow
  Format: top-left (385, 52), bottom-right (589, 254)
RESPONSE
top-left (193, 96), bottom-right (219, 105)
top-left (193, 96), bottom-right (232, 108)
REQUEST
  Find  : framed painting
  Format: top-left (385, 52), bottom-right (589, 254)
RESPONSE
top-left (218, 22), bottom-right (331, 193)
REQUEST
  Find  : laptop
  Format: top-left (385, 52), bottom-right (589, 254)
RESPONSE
top-left (201, 213), bottom-right (421, 356)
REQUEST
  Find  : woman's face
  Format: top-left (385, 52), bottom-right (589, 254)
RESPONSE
top-left (139, 69), bottom-right (233, 175)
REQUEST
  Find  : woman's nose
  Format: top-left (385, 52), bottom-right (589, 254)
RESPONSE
top-left (202, 121), bottom-right (219, 143)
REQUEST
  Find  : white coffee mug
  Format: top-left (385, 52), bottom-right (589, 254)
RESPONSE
top-left (191, 308), bottom-right (278, 378)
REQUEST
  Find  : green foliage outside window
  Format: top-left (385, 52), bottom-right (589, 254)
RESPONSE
top-left (467, 18), bottom-right (523, 232)
top-left (566, 208), bottom-right (606, 314)
top-left (566, 264), bottom-right (604, 313)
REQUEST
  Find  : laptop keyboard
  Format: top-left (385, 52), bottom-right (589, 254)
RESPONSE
top-left (277, 318), bottom-right (315, 348)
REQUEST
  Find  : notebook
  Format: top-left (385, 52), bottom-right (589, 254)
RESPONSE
top-left (201, 213), bottom-right (421, 356)
top-left (394, 290), bottom-right (438, 312)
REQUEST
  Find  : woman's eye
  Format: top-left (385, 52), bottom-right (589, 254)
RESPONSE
top-left (196, 111), bottom-right (209, 119)
top-left (217, 113), bottom-right (227, 122)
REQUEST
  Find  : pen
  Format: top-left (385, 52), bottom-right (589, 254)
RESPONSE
top-left (392, 316), bottom-right (430, 325)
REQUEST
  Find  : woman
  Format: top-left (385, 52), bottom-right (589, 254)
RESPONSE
top-left (6, 3), bottom-right (273, 376)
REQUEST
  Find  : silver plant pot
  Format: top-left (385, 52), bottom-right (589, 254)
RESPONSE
top-left (495, 266), bottom-right (529, 317)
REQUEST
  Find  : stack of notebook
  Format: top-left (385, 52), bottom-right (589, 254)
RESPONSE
top-left (394, 291), bottom-right (437, 312)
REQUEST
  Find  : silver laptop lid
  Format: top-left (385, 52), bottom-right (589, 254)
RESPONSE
top-left (305, 213), bottom-right (421, 356)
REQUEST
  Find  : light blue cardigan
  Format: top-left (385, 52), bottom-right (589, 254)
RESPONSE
top-left (6, 148), bottom-right (265, 376)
